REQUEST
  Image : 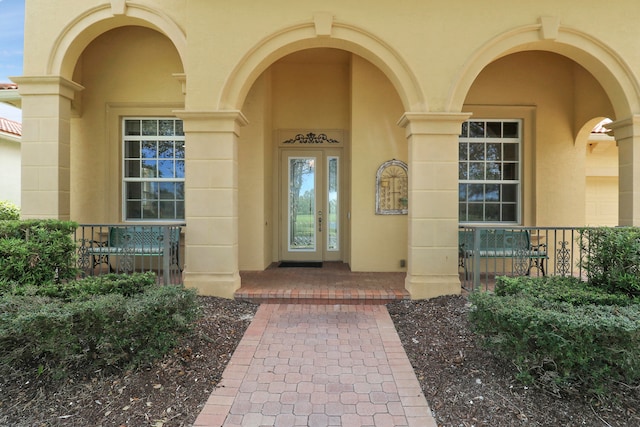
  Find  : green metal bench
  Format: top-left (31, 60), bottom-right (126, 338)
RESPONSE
top-left (459, 228), bottom-right (548, 278)
top-left (84, 225), bottom-right (181, 273)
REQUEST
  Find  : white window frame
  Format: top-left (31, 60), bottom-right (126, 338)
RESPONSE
top-left (122, 117), bottom-right (185, 222)
top-left (459, 119), bottom-right (522, 224)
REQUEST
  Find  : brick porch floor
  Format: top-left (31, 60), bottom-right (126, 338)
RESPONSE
top-left (236, 262), bottom-right (410, 305)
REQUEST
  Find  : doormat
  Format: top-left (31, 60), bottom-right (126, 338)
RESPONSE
top-left (278, 261), bottom-right (323, 268)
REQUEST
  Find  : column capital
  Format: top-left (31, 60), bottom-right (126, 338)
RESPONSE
top-left (397, 112), bottom-right (472, 136)
top-left (607, 114), bottom-right (640, 141)
top-left (173, 109), bottom-right (249, 134)
top-left (11, 75), bottom-right (84, 100)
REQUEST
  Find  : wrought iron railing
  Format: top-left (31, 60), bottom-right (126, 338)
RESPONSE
top-left (75, 223), bottom-right (185, 285)
top-left (459, 225), bottom-right (589, 292)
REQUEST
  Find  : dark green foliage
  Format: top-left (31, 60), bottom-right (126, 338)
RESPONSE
top-left (0, 220), bottom-right (79, 285)
top-left (495, 275), bottom-right (637, 306)
top-left (0, 284), bottom-right (199, 375)
top-left (0, 221), bottom-right (200, 379)
top-left (0, 201), bottom-right (19, 220)
top-left (580, 227), bottom-right (640, 297)
top-left (469, 276), bottom-right (640, 394)
top-left (9, 272), bottom-right (157, 301)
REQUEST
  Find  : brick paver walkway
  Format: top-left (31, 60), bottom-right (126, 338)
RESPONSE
top-left (193, 304), bottom-right (437, 427)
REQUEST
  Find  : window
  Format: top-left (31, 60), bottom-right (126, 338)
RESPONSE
top-left (123, 118), bottom-right (185, 221)
top-left (459, 119), bottom-right (521, 223)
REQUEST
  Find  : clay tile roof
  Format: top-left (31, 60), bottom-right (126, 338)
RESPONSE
top-left (592, 118), bottom-right (612, 134)
top-left (0, 117), bottom-right (22, 137)
top-left (0, 83), bottom-right (18, 91)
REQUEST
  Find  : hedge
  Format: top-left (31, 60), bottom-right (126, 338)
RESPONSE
top-left (580, 227), bottom-right (640, 297)
top-left (7, 272), bottom-right (157, 301)
top-left (495, 275), bottom-right (637, 307)
top-left (469, 279), bottom-right (640, 394)
top-left (0, 220), bottom-right (79, 286)
top-left (0, 284), bottom-right (200, 376)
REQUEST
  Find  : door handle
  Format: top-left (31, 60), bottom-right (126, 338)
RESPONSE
top-left (318, 210), bottom-right (323, 232)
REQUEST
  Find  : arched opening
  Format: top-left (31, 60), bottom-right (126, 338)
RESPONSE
top-left (461, 50), bottom-right (615, 227)
top-left (583, 118), bottom-right (617, 225)
top-left (69, 25), bottom-right (185, 222)
top-left (48, 5), bottom-right (186, 80)
top-left (237, 48), bottom-right (409, 272)
top-left (219, 22), bottom-right (425, 113)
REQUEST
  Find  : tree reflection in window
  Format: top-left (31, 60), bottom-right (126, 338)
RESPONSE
top-left (123, 118), bottom-right (185, 220)
top-left (459, 119), bottom-right (521, 223)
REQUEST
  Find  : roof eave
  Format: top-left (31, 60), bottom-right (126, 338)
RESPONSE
top-left (0, 131), bottom-right (21, 144)
top-left (0, 89), bottom-right (21, 109)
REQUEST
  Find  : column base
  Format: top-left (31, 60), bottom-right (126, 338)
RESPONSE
top-left (183, 271), bottom-right (241, 299)
top-left (404, 274), bottom-right (461, 300)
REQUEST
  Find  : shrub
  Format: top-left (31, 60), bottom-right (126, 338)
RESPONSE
top-left (580, 227), bottom-right (640, 297)
top-left (0, 220), bottom-right (78, 285)
top-left (495, 275), bottom-right (637, 306)
top-left (9, 272), bottom-right (157, 301)
top-left (0, 201), bottom-right (19, 220)
top-left (0, 284), bottom-right (200, 376)
top-left (469, 287), bottom-right (640, 394)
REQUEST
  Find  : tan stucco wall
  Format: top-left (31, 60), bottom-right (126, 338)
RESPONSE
top-left (586, 138), bottom-right (618, 225)
top-left (236, 51), bottom-right (408, 272)
top-left (23, 1), bottom-right (640, 113)
top-left (18, 0), bottom-right (640, 298)
top-left (238, 73), bottom-right (272, 271)
top-left (271, 51), bottom-right (350, 130)
top-left (464, 51), bottom-right (614, 226)
top-left (350, 55), bottom-right (408, 271)
top-left (69, 26), bottom-right (184, 223)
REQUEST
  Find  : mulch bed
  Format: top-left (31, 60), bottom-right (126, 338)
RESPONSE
top-left (388, 295), bottom-right (640, 427)
top-left (1, 294), bottom-right (638, 426)
top-left (0, 297), bottom-right (258, 427)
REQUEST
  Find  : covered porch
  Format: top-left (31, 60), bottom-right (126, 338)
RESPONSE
top-left (74, 223), bottom-right (610, 303)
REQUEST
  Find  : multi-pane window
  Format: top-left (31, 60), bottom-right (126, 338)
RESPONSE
top-left (459, 119), bottom-right (521, 223)
top-left (123, 118), bottom-right (185, 221)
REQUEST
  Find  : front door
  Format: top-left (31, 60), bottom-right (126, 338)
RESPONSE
top-left (281, 149), bottom-right (342, 262)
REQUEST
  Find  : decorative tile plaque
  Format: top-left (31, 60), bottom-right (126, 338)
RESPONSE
top-left (376, 160), bottom-right (408, 215)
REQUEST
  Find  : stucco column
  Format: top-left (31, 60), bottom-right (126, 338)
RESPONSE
top-left (608, 115), bottom-right (640, 226)
top-left (12, 76), bottom-right (83, 220)
top-left (175, 110), bottom-right (248, 298)
top-left (398, 112), bottom-right (471, 299)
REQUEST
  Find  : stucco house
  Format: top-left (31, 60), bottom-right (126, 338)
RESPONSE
top-left (0, 112), bottom-right (22, 206)
top-left (0, 118), bottom-right (21, 207)
top-left (12, 1), bottom-right (640, 299)
top-left (0, 83), bottom-right (21, 207)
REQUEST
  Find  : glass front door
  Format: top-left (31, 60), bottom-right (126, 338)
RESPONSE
top-left (281, 149), bottom-right (341, 261)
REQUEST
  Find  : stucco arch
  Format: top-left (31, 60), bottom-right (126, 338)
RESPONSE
top-left (448, 23), bottom-right (640, 118)
top-left (575, 116), bottom-right (611, 147)
top-left (47, 3), bottom-right (186, 79)
top-left (219, 21), bottom-right (425, 112)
